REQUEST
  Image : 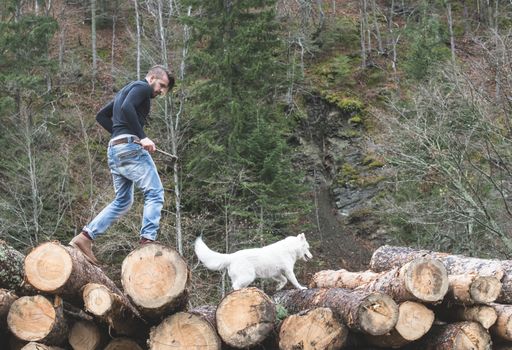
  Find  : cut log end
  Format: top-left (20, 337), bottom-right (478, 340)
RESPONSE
top-left (395, 301), bottom-right (434, 340)
top-left (216, 287), bottom-right (276, 348)
top-left (121, 244), bottom-right (189, 310)
top-left (278, 308), bottom-right (348, 350)
top-left (7, 295), bottom-right (56, 341)
top-left (358, 292), bottom-right (398, 336)
top-left (470, 276), bottom-right (502, 304)
top-left (21, 343), bottom-right (65, 350)
top-left (149, 312), bottom-right (221, 350)
top-left (104, 338), bottom-right (143, 350)
top-left (68, 320), bottom-right (102, 350)
top-left (83, 283), bottom-right (112, 316)
top-left (404, 258), bottom-right (448, 302)
top-left (24, 242), bottom-right (72, 293)
top-left (453, 322), bottom-right (491, 350)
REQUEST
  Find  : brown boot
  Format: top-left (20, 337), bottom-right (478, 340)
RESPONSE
top-left (69, 232), bottom-right (100, 266)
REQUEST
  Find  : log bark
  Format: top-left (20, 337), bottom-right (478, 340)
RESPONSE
top-left (496, 262), bottom-right (512, 303)
top-left (21, 343), bottom-right (65, 350)
top-left (121, 243), bottom-right (189, 320)
top-left (0, 241), bottom-right (33, 295)
top-left (7, 295), bottom-right (68, 345)
top-left (490, 303), bottom-right (512, 341)
top-left (67, 320), bottom-right (103, 350)
top-left (311, 259), bottom-right (448, 303)
top-left (366, 301), bottom-right (434, 348)
top-left (24, 242), bottom-right (126, 305)
top-left (435, 304), bottom-right (497, 329)
top-left (447, 274), bottom-right (501, 305)
top-left (358, 258), bottom-right (448, 303)
top-left (409, 321), bottom-right (491, 350)
top-left (278, 307), bottom-right (348, 350)
top-left (149, 310), bottom-right (221, 350)
top-left (370, 245), bottom-right (504, 279)
top-left (309, 269), bottom-right (379, 289)
top-left (82, 283), bottom-right (147, 337)
top-left (103, 338), bottom-right (143, 350)
top-left (273, 288), bottom-right (398, 336)
top-left (0, 289), bottom-right (18, 329)
top-left (216, 287), bottom-right (276, 348)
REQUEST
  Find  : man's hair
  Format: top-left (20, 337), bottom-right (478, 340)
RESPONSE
top-left (147, 65), bottom-right (175, 89)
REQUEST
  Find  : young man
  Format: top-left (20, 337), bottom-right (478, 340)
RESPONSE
top-left (69, 65), bottom-right (175, 265)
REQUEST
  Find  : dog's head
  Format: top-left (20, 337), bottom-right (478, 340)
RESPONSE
top-left (296, 233), bottom-right (313, 261)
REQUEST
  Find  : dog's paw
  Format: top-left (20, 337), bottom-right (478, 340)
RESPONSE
top-left (299, 285), bottom-right (307, 290)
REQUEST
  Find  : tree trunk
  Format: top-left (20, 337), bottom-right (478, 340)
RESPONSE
top-left (68, 320), bottom-right (103, 350)
top-left (273, 288), bottom-right (398, 336)
top-left (278, 307), bottom-right (348, 350)
top-left (0, 289), bottom-right (18, 329)
top-left (310, 269), bottom-right (379, 289)
top-left (216, 287), bottom-right (276, 348)
top-left (121, 243), bottom-right (189, 320)
top-left (90, 0), bottom-right (97, 89)
top-left (447, 274), bottom-right (501, 304)
top-left (7, 295), bottom-right (68, 345)
top-left (370, 245), bottom-right (504, 278)
top-left (24, 242), bottom-right (126, 304)
top-left (490, 303), bottom-right (512, 341)
top-left (312, 259), bottom-right (448, 303)
top-left (362, 258), bottom-right (448, 303)
top-left (366, 301), bottom-right (434, 348)
top-left (435, 304), bottom-right (497, 329)
top-left (410, 321), bottom-right (491, 350)
top-left (0, 241), bottom-right (33, 295)
top-left (104, 338), bottom-right (143, 350)
top-left (82, 283), bottom-right (147, 337)
top-left (149, 309), bottom-right (221, 350)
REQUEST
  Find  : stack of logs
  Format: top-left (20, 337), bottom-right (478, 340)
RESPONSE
top-left (1, 240), bottom-right (512, 350)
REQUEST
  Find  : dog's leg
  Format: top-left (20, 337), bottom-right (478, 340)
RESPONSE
top-left (229, 266), bottom-right (255, 290)
top-left (273, 275), bottom-right (288, 290)
top-left (284, 269), bottom-right (307, 290)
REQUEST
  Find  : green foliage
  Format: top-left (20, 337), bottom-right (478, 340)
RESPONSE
top-left (402, 12), bottom-right (451, 81)
top-left (180, 0), bottom-right (309, 238)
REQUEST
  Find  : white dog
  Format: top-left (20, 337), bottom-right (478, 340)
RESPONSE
top-left (194, 233), bottom-right (312, 290)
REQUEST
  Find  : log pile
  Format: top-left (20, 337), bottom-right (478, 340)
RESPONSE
top-left (2, 240), bottom-right (512, 349)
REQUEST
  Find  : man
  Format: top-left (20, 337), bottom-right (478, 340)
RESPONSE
top-left (69, 65), bottom-right (175, 265)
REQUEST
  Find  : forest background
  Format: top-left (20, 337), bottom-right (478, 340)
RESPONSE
top-left (2, 0), bottom-right (512, 305)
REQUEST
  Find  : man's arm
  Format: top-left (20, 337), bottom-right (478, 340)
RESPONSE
top-left (120, 84), bottom-right (151, 140)
top-left (96, 100), bottom-right (114, 134)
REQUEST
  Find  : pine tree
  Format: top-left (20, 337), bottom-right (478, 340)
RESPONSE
top-left (181, 0), bottom-right (308, 243)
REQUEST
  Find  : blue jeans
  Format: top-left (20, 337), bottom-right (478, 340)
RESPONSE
top-left (83, 140), bottom-right (164, 241)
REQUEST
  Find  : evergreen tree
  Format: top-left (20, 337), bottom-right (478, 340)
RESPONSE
top-left (181, 0), bottom-right (308, 244)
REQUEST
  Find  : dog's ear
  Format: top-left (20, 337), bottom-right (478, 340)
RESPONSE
top-left (298, 233), bottom-right (306, 240)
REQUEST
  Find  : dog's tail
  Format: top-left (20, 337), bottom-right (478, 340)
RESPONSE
top-left (194, 237), bottom-right (231, 271)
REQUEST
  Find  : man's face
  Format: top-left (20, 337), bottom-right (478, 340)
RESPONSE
top-left (149, 75), bottom-right (170, 98)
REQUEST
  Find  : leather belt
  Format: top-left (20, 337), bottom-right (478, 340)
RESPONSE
top-left (110, 137), bottom-right (140, 146)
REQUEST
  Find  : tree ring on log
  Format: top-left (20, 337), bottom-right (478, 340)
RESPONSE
top-left (104, 338), bottom-right (143, 350)
top-left (24, 242), bottom-right (72, 293)
top-left (216, 287), bottom-right (276, 348)
top-left (121, 244), bottom-right (188, 309)
top-left (149, 312), bottom-right (221, 350)
top-left (7, 295), bottom-right (56, 341)
top-left (83, 283), bottom-right (112, 316)
top-left (470, 276), bottom-right (502, 303)
top-left (68, 320), bottom-right (101, 350)
top-left (359, 292), bottom-right (398, 335)
top-left (404, 258), bottom-right (448, 302)
top-left (395, 301), bottom-right (434, 341)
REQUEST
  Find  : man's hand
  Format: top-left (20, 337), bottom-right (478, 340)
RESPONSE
top-left (139, 137), bottom-right (156, 153)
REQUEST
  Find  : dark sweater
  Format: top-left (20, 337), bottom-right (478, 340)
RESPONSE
top-left (96, 79), bottom-right (153, 139)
